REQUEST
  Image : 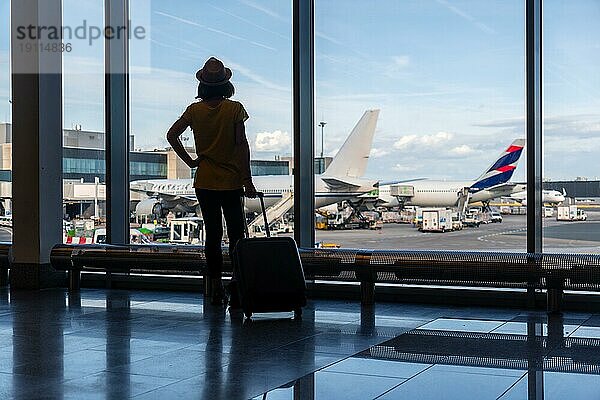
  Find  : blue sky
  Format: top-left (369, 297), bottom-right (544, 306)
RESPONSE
top-left (1, 0), bottom-right (600, 181)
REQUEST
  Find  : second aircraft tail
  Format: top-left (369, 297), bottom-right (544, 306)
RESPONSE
top-left (471, 138), bottom-right (525, 191)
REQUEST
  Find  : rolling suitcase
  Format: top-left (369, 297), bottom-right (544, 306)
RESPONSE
top-left (231, 193), bottom-right (306, 319)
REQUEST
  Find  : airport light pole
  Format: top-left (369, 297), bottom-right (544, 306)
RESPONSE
top-left (319, 121), bottom-right (326, 167)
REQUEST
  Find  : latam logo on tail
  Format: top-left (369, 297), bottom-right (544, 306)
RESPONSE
top-left (470, 139), bottom-right (525, 191)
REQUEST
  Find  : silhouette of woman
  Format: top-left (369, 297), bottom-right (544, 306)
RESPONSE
top-left (167, 57), bottom-right (257, 305)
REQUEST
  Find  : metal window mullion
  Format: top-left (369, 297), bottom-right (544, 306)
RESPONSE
top-left (105, 0), bottom-right (130, 244)
top-left (293, 0), bottom-right (315, 248)
top-left (526, 0), bottom-right (542, 255)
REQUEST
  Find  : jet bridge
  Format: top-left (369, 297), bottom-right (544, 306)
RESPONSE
top-left (247, 192), bottom-right (294, 236)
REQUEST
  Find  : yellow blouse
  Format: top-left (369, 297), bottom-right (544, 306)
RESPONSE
top-left (181, 99), bottom-right (249, 190)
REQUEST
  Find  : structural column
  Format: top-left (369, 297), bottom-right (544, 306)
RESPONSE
top-left (293, 0), bottom-right (315, 248)
top-left (105, 0), bottom-right (130, 244)
top-left (526, 0), bottom-right (543, 307)
top-left (10, 0), bottom-right (64, 289)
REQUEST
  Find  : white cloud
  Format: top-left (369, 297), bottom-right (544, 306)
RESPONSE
top-left (392, 164), bottom-right (417, 172)
top-left (450, 144), bottom-right (475, 156)
top-left (254, 130), bottom-right (291, 152)
top-left (421, 131), bottom-right (453, 146)
top-left (370, 148), bottom-right (390, 158)
top-left (382, 55), bottom-right (412, 78)
top-left (393, 132), bottom-right (453, 150)
top-left (475, 116), bottom-right (524, 129)
top-left (544, 114), bottom-right (600, 136)
top-left (392, 55), bottom-right (410, 68)
top-left (392, 135), bottom-right (418, 150)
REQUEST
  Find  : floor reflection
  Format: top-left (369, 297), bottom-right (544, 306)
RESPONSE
top-left (11, 290), bottom-right (65, 400)
top-left (4, 288), bottom-right (600, 399)
top-left (259, 313), bottom-right (600, 400)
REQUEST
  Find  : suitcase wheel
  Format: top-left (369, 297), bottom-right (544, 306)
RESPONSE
top-left (294, 308), bottom-right (302, 319)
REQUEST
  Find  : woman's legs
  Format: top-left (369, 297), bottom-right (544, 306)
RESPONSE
top-left (196, 189), bottom-right (225, 305)
top-left (221, 189), bottom-right (246, 260)
top-left (196, 189), bottom-right (224, 279)
top-left (196, 188), bottom-right (245, 306)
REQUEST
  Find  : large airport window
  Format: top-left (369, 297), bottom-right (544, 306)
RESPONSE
top-left (129, 0), bottom-right (293, 245)
top-left (62, 0), bottom-right (106, 239)
top-left (314, 0), bottom-right (526, 251)
top-left (0, 0), bottom-right (11, 242)
top-left (542, 1), bottom-right (600, 254)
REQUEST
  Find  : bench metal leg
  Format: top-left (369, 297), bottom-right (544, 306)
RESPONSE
top-left (547, 288), bottom-right (563, 314)
top-left (360, 281), bottom-right (375, 306)
top-left (360, 304), bottom-right (376, 335)
top-left (69, 270), bottom-right (80, 291)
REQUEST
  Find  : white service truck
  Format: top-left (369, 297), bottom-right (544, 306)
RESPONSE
top-left (420, 208), bottom-right (453, 232)
top-left (556, 205), bottom-right (587, 221)
top-left (169, 217), bottom-right (205, 244)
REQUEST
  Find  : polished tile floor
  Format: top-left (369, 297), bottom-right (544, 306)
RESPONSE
top-left (0, 288), bottom-right (599, 399)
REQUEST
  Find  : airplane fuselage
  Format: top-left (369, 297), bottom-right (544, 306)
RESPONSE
top-left (377, 180), bottom-right (521, 208)
top-left (511, 190), bottom-right (566, 205)
top-left (131, 175), bottom-right (374, 214)
top-left (378, 180), bottom-right (472, 208)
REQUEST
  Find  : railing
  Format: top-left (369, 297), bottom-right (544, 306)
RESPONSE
top-left (47, 244), bottom-right (600, 312)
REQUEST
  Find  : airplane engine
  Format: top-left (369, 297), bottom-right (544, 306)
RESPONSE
top-left (135, 199), bottom-right (163, 217)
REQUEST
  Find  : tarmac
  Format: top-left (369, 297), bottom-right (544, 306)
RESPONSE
top-left (2, 212), bottom-right (598, 254)
top-left (315, 211), bottom-right (600, 253)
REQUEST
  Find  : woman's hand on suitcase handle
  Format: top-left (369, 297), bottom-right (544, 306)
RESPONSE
top-left (244, 181), bottom-right (259, 198)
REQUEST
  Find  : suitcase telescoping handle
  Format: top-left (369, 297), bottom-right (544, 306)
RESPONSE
top-left (257, 192), bottom-right (270, 238)
top-left (241, 192), bottom-right (269, 238)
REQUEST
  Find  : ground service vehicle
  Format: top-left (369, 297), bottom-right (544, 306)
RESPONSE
top-left (451, 214), bottom-right (463, 230)
top-left (463, 212), bottom-right (481, 227)
top-left (421, 208), bottom-right (453, 232)
top-left (169, 217), bottom-right (205, 244)
top-left (556, 205), bottom-right (587, 221)
top-left (490, 212), bottom-right (503, 223)
top-left (93, 228), bottom-right (151, 244)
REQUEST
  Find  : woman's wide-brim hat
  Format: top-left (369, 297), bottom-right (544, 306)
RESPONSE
top-left (196, 57), bottom-right (232, 86)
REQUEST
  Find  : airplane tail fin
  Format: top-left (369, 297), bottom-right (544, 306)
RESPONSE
top-left (471, 138), bottom-right (525, 191)
top-left (323, 109), bottom-right (380, 178)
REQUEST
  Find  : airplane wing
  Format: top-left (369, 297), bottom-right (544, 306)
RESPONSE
top-left (379, 178), bottom-right (428, 186)
top-left (131, 187), bottom-right (197, 202)
top-left (130, 184), bottom-right (196, 202)
top-left (485, 182), bottom-right (526, 195)
top-left (320, 176), bottom-right (376, 190)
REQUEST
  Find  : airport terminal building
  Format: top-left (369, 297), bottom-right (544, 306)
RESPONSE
top-left (0, 122), bottom-right (294, 216)
top-left (545, 179), bottom-right (600, 199)
top-left (2, 1), bottom-right (600, 399)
